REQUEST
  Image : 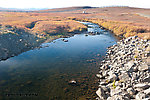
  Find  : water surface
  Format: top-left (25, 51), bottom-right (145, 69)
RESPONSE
top-left (0, 23), bottom-right (118, 100)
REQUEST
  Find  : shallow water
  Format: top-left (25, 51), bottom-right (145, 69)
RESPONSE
top-left (0, 23), bottom-right (118, 100)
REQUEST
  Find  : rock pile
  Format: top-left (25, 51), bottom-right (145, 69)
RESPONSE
top-left (96, 36), bottom-right (150, 100)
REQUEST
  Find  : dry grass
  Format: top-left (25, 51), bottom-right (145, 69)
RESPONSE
top-left (0, 12), bottom-right (87, 38)
top-left (0, 7), bottom-right (150, 39)
top-left (32, 20), bottom-right (87, 36)
top-left (83, 18), bottom-right (149, 38)
top-left (138, 33), bottom-right (150, 40)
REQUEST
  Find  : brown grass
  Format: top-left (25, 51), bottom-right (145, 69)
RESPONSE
top-left (0, 7), bottom-right (150, 39)
top-left (138, 33), bottom-right (150, 40)
top-left (83, 18), bottom-right (149, 38)
top-left (0, 12), bottom-right (87, 38)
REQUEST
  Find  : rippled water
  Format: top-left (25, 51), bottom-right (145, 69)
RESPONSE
top-left (0, 23), bottom-right (118, 100)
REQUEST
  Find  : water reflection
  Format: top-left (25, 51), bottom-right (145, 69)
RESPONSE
top-left (0, 28), bottom-right (118, 100)
top-left (79, 21), bottom-right (105, 33)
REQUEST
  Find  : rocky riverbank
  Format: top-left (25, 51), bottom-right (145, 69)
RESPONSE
top-left (96, 36), bottom-right (150, 100)
top-left (0, 27), bottom-right (43, 61)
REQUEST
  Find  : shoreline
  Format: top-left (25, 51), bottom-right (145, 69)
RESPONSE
top-left (0, 28), bottom-right (43, 61)
top-left (0, 19), bottom-right (149, 99)
top-left (96, 36), bottom-right (150, 99)
top-left (75, 18), bottom-right (150, 40)
top-left (0, 23), bottom-right (87, 61)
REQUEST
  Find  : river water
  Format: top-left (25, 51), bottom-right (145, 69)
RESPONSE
top-left (0, 22), bottom-right (118, 100)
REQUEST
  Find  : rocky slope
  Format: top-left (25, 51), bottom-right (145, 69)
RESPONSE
top-left (96, 36), bottom-right (150, 100)
top-left (0, 26), bottom-right (42, 61)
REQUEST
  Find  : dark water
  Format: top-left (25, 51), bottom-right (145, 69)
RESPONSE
top-left (0, 23), bottom-right (118, 100)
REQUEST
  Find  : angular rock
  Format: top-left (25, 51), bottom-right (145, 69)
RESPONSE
top-left (96, 87), bottom-right (106, 99)
top-left (136, 92), bottom-right (147, 100)
top-left (138, 63), bottom-right (149, 71)
top-left (110, 87), bottom-right (122, 96)
top-left (119, 72), bottom-right (130, 82)
top-left (96, 37), bottom-right (150, 99)
top-left (108, 72), bottom-right (118, 82)
top-left (99, 81), bottom-right (108, 85)
top-left (142, 76), bottom-right (150, 83)
top-left (146, 58), bottom-right (150, 66)
top-left (127, 88), bottom-right (136, 95)
top-left (144, 88), bottom-right (150, 95)
top-left (107, 95), bottom-right (124, 100)
top-left (146, 46), bottom-right (150, 52)
top-left (126, 60), bottom-right (135, 67)
top-left (96, 74), bottom-right (103, 79)
top-left (134, 83), bottom-right (150, 90)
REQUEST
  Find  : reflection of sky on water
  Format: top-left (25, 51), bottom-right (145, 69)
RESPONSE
top-left (0, 33), bottom-right (117, 70)
top-left (0, 29), bottom-right (118, 99)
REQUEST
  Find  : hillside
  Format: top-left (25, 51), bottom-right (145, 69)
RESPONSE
top-left (36, 6), bottom-right (96, 13)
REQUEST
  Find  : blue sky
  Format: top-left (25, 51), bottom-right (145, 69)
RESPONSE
top-left (0, 0), bottom-right (149, 9)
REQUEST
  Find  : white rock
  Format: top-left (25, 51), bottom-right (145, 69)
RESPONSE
top-left (138, 63), bottom-right (149, 71)
top-left (127, 88), bottom-right (136, 95)
top-left (144, 88), bottom-right (150, 95)
top-left (136, 92), bottom-right (146, 100)
top-left (134, 83), bottom-right (149, 89)
top-left (119, 72), bottom-right (130, 82)
top-left (96, 74), bottom-right (103, 79)
top-left (108, 71), bottom-right (118, 81)
top-left (96, 88), bottom-right (106, 99)
top-left (107, 95), bottom-right (124, 100)
top-left (110, 87), bottom-right (121, 96)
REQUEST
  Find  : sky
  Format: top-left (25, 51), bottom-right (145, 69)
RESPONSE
top-left (0, 0), bottom-right (149, 9)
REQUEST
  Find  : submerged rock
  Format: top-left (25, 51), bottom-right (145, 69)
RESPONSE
top-left (68, 80), bottom-right (77, 85)
top-left (61, 39), bottom-right (68, 42)
top-left (64, 40), bottom-right (68, 42)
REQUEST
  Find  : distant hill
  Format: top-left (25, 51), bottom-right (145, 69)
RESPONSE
top-left (0, 7), bottom-right (46, 12)
top-left (0, 7), bottom-right (29, 12)
top-left (0, 6), bottom-right (149, 13)
top-left (36, 6), bottom-right (97, 13)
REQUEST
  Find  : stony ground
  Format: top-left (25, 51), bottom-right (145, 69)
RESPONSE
top-left (96, 36), bottom-right (150, 100)
top-left (0, 26), bottom-right (42, 61)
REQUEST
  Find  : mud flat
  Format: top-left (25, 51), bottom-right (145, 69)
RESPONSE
top-left (96, 36), bottom-right (150, 100)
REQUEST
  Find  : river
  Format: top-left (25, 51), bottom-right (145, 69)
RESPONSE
top-left (0, 22), bottom-right (118, 100)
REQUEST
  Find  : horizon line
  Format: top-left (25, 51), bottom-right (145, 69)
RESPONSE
top-left (0, 5), bottom-right (149, 10)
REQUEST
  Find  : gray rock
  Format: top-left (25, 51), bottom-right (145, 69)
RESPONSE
top-left (102, 70), bottom-right (108, 77)
top-left (134, 83), bottom-right (150, 90)
top-left (96, 37), bottom-right (150, 99)
top-left (142, 76), bottom-right (150, 83)
top-left (107, 95), bottom-right (124, 100)
top-left (101, 86), bottom-right (110, 92)
top-left (142, 98), bottom-right (150, 100)
top-left (110, 87), bottom-right (122, 96)
top-left (119, 72), bottom-right (130, 82)
top-left (96, 87), bottom-right (106, 99)
top-left (96, 97), bottom-right (101, 100)
top-left (96, 74), bottom-right (103, 79)
top-left (136, 92), bottom-right (147, 100)
top-left (108, 71), bottom-right (118, 82)
top-left (144, 88), bottom-right (150, 95)
top-left (127, 88), bottom-right (136, 95)
top-left (126, 60), bottom-right (135, 67)
top-left (99, 81), bottom-right (108, 85)
top-left (146, 58), bottom-right (150, 66)
top-left (138, 63), bottom-right (149, 71)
